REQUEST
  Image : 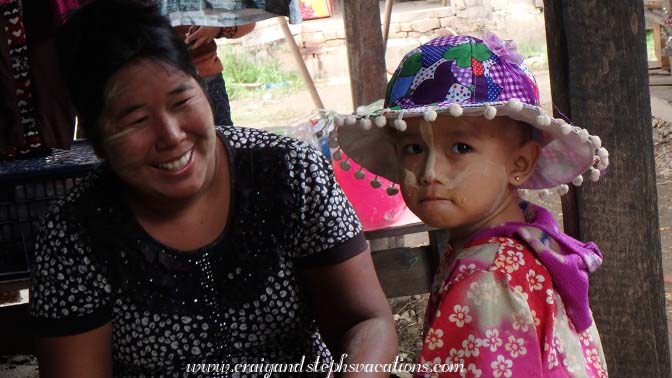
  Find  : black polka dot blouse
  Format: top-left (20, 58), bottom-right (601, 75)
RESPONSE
top-left (30, 126), bottom-right (368, 377)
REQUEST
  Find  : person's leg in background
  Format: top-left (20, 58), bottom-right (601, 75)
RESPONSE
top-left (203, 73), bottom-right (233, 126)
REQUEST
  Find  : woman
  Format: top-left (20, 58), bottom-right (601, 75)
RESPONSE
top-left (29, 1), bottom-right (397, 376)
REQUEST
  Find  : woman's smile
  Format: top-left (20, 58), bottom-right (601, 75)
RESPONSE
top-left (152, 148), bottom-right (194, 172)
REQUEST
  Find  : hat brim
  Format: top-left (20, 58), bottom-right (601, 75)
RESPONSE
top-left (337, 101), bottom-right (597, 190)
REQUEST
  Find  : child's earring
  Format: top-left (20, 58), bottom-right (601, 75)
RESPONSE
top-left (514, 176), bottom-right (521, 182)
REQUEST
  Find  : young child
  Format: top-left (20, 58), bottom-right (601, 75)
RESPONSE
top-left (333, 33), bottom-right (609, 377)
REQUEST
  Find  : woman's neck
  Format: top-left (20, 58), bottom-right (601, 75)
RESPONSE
top-left (125, 140), bottom-right (232, 250)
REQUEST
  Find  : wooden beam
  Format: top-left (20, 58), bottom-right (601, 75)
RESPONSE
top-left (278, 17), bottom-right (325, 109)
top-left (0, 303), bottom-right (34, 354)
top-left (382, 0), bottom-right (393, 50)
top-left (371, 246), bottom-right (434, 298)
top-left (343, 0), bottom-right (388, 108)
top-left (364, 222), bottom-right (434, 240)
top-left (543, 1), bottom-right (670, 376)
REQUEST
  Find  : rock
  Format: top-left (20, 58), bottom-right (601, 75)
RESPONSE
top-left (456, 5), bottom-right (490, 19)
top-left (389, 31), bottom-right (408, 39)
top-left (411, 18), bottom-right (441, 33)
top-left (440, 16), bottom-right (457, 28)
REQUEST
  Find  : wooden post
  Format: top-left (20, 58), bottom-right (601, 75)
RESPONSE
top-left (664, 0), bottom-right (672, 71)
top-left (382, 0), bottom-right (394, 50)
top-left (343, 0), bottom-right (388, 108)
top-left (544, 1), bottom-right (671, 377)
top-left (278, 17), bottom-right (325, 109)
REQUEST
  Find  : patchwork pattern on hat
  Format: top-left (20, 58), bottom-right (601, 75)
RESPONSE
top-left (330, 33), bottom-right (609, 195)
top-left (385, 34), bottom-right (539, 110)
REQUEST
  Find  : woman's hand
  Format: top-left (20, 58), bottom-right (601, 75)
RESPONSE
top-left (184, 23), bottom-right (256, 49)
top-left (36, 322), bottom-right (113, 378)
top-left (184, 26), bottom-right (221, 50)
top-left (300, 250), bottom-right (398, 377)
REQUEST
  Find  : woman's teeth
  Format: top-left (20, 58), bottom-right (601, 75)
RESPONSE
top-left (157, 150), bottom-right (192, 171)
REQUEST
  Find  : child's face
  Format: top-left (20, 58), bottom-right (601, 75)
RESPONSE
top-left (394, 116), bottom-right (536, 230)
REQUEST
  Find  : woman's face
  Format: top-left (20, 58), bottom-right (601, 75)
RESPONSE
top-left (395, 116), bottom-right (530, 231)
top-left (98, 59), bottom-right (217, 202)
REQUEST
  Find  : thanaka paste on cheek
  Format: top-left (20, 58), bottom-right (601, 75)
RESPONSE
top-left (104, 123), bottom-right (147, 143)
top-left (419, 120), bottom-right (437, 182)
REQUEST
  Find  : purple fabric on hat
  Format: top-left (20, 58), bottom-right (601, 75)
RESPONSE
top-left (488, 62), bottom-right (538, 105)
top-left (482, 32), bottom-right (524, 65)
top-left (469, 202), bottom-right (603, 332)
top-left (420, 44), bottom-right (449, 68)
top-left (411, 61), bottom-right (456, 105)
top-left (451, 61), bottom-right (473, 88)
top-left (426, 35), bottom-right (472, 47)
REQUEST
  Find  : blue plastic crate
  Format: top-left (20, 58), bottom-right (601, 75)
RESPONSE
top-left (0, 142), bottom-right (100, 281)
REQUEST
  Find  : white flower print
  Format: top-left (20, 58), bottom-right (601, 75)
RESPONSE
top-left (428, 357), bottom-right (443, 378)
top-left (448, 348), bottom-right (466, 366)
top-left (511, 310), bottom-right (534, 332)
top-left (460, 363), bottom-right (482, 378)
top-left (467, 280), bottom-right (499, 306)
top-left (490, 237), bottom-right (513, 246)
top-left (580, 329), bottom-right (594, 346)
top-left (435, 309), bottom-right (441, 319)
top-left (449, 305), bottom-right (472, 328)
top-left (505, 250), bottom-right (525, 272)
top-left (462, 334), bottom-right (480, 357)
top-left (455, 263), bottom-right (478, 282)
top-left (546, 288), bottom-right (555, 304)
top-left (513, 285), bottom-right (529, 301)
top-left (481, 329), bottom-right (503, 352)
top-left (585, 348), bottom-right (601, 368)
top-left (526, 269), bottom-right (545, 291)
top-left (562, 354), bottom-right (579, 374)
top-left (490, 355), bottom-right (513, 378)
top-left (552, 335), bottom-right (565, 354)
top-left (504, 335), bottom-right (527, 358)
top-left (547, 347), bottom-right (559, 369)
top-left (425, 328), bottom-right (444, 350)
top-left (530, 310), bottom-right (541, 327)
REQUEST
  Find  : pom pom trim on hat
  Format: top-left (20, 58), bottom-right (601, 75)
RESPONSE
top-left (320, 98), bottom-right (609, 194)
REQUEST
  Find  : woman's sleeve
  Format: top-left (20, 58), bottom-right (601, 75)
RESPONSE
top-left (417, 269), bottom-right (546, 378)
top-left (29, 201), bottom-right (113, 337)
top-left (287, 144), bottom-right (368, 267)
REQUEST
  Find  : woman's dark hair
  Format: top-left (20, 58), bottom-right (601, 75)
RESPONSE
top-left (57, 0), bottom-right (202, 155)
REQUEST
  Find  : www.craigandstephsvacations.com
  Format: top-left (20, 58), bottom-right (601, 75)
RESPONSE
top-left (185, 355), bottom-right (464, 376)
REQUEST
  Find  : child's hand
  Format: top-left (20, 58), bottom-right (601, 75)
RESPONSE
top-left (184, 26), bottom-right (221, 50)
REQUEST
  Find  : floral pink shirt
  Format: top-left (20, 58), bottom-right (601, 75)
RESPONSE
top-left (416, 236), bottom-right (608, 378)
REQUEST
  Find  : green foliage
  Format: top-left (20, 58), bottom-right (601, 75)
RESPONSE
top-left (218, 46), bottom-right (303, 100)
top-left (515, 43), bottom-right (548, 70)
top-left (646, 29), bottom-right (657, 62)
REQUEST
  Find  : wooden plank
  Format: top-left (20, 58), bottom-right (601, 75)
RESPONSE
top-left (645, 0), bottom-right (664, 10)
top-left (371, 246), bottom-right (434, 298)
top-left (543, 1), bottom-right (671, 376)
top-left (0, 303), bottom-right (34, 354)
top-left (428, 229), bottom-right (451, 270)
top-left (0, 278), bottom-right (30, 292)
top-left (364, 222), bottom-right (434, 240)
top-left (343, 0), bottom-right (388, 108)
top-left (654, 24), bottom-right (665, 68)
